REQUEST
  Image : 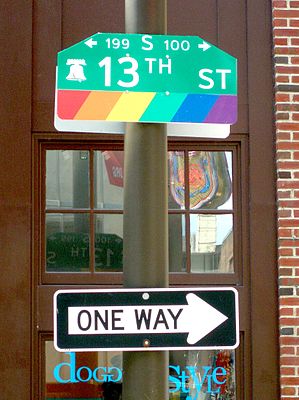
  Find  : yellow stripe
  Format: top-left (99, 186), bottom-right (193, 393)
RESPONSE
top-left (106, 92), bottom-right (156, 121)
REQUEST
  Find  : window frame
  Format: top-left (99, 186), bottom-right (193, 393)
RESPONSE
top-left (34, 134), bottom-right (247, 287)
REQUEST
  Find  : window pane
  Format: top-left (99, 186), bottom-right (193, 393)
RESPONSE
top-left (95, 214), bottom-right (123, 271)
top-left (188, 151), bottom-right (232, 210)
top-left (169, 151), bottom-right (185, 209)
top-left (169, 214), bottom-right (186, 272)
top-left (45, 341), bottom-right (236, 400)
top-left (46, 150), bottom-right (90, 209)
top-left (46, 213), bottom-right (90, 272)
top-left (190, 214), bottom-right (233, 273)
top-left (94, 151), bottom-right (124, 210)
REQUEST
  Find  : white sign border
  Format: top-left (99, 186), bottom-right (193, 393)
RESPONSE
top-left (53, 287), bottom-right (239, 353)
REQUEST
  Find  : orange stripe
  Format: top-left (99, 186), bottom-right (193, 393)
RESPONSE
top-left (74, 91), bottom-right (122, 120)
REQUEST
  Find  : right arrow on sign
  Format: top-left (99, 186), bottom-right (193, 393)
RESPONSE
top-left (183, 293), bottom-right (228, 344)
top-left (67, 293), bottom-right (228, 345)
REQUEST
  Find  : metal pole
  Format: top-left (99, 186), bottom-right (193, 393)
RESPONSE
top-left (123, 1), bottom-right (168, 399)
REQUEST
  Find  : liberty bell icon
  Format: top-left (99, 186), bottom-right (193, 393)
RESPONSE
top-left (66, 59), bottom-right (87, 82)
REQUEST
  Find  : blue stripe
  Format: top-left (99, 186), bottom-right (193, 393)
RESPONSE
top-left (171, 94), bottom-right (219, 123)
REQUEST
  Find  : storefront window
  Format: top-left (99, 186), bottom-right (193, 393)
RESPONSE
top-left (44, 148), bottom-right (234, 278)
top-left (44, 341), bottom-right (236, 400)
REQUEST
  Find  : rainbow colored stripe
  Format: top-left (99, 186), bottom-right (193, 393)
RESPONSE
top-left (57, 90), bottom-right (237, 124)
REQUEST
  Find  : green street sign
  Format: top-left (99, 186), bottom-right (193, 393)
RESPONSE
top-left (56, 33), bottom-right (237, 125)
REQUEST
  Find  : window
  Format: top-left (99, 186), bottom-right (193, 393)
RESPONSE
top-left (44, 339), bottom-right (237, 400)
top-left (40, 142), bottom-right (239, 285)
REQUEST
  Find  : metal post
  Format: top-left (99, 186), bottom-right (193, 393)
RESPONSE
top-left (123, 1), bottom-right (169, 399)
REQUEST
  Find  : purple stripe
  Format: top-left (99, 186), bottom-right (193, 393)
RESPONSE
top-left (204, 95), bottom-right (238, 124)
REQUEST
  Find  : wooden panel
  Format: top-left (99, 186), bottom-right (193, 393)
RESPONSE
top-left (0, 1), bottom-right (32, 399)
top-left (168, 0), bottom-right (218, 43)
top-left (247, 0), bottom-right (280, 398)
top-left (218, 0), bottom-right (248, 134)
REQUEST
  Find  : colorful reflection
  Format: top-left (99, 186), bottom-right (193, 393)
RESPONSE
top-left (169, 151), bottom-right (232, 209)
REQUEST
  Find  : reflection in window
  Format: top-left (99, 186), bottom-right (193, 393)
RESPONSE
top-left (44, 341), bottom-right (236, 399)
top-left (44, 149), bottom-right (234, 275)
top-left (95, 214), bottom-right (123, 272)
top-left (190, 214), bottom-right (233, 273)
top-left (46, 150), bottom-right (90, 209)
top-left (168, 151), bottom-right (232, 210)
top-left (46, 214), bottom-right (90, 272)
top-left (95, 151), bottom-right (124, 210)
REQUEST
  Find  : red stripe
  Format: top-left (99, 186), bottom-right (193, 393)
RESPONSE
top-left (57, 90), bottom-right (91, 119)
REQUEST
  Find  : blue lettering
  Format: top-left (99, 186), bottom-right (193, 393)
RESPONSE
top-left (53, 352), bottom-right (78, 383)
top-left (77, 366), bottom-right (92, 382)
top-left (168, 365), bottom-right (181, 393)
top-left (212, 366), bottom-right (227, 385)
top-left (53, 353), bottom-right (228, 396)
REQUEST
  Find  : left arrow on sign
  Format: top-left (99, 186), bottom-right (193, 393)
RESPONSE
top-left (85, 38), bottom-right (98, 48)
top-left (67, 293), bottom-right (228, 345)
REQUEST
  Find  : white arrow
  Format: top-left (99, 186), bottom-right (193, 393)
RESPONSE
top-left (67, 293), bottom-right (228, 345)
top-left (85, 38), bottom-right (98, 48)
top-left (198, 41), bottom-right (211, 52)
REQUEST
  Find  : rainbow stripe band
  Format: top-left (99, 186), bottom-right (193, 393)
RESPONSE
top-left (57, 90), bottom-right (237, 124)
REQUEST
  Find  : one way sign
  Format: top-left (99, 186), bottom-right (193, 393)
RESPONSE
top-left (54, 288), bottom-right (239, 352)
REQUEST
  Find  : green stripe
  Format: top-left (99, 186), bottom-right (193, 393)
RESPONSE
top-left (139, 92), bottom-right (187, 122)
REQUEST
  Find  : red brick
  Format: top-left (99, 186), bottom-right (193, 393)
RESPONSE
top-left (280, 317), bottom-right (299, 325)
top-left (281, 357), bottom-right (299, 366)
top-left (279, 240), bottom-right (299, 247)
top-left (281, 376), bottom-right (299, 385)
top-left (274, 28), bottom-right (299, 37)
top-left (280, 298), bottom-right (299, 307)
top-left (279, 248), bottom-right (294, 256)
top-left (279, 277), bottom-right (299, 285)
top-left (278, 228), bottom-right (292, 238)
top-left (280, 308), bottom-right (295, 316)
top-left (276, 93), bottom-right (291, 102)
top-left (276, 65), bottom-right (299, 74)
top-left (273, 0), bottom-right (287, 6)
top-left (274, 38), bottom-right (288, 46)
top-left (273, 9), bottom-right (299, 17)
top-left (276, 75), bottom-right (290, 83)
top-left (281, 386), bottom-right (296, 396)
top-left (276, 122), bottom-right (299, 131)
top-left (278, 180), bottom-right (299, 189)
top-left (278, 209), bottom-right (292, 218)
top-left (274, 18), bottom-right (288, 27)
top-left (277, 190), bottom-right (292, 199)
top-left (277, 141), bottom-right (299, 150)
top-left (279, 266), bottom-right (294, 276)
top-left (280, 366), bottom-right (296, 375)
top-left (290, 19), bottom-right (299, 27)
top-left (278, 161), bottom-right (299, 170)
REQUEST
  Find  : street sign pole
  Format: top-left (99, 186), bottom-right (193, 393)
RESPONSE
top-left (123, 1), bottom-right (169, 400)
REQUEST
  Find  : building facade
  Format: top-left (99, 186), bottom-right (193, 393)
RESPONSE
top-left (1, 0), bottom-right (296, 399)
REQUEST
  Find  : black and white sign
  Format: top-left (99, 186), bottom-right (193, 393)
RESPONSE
top-left (54, 288), bottom-right (239, 352)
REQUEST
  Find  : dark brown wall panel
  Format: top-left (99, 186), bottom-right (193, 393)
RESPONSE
top-left (0, 1), bottom-right (32, 399)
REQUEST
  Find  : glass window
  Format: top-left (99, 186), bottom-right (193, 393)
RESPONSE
top-left (46, 150), bottom-right (90, 209)
top-left (46, 213), bottom-right (90, 272)
top-left (44, 340), bottom-right (236, 400)
top-left (43, 147), bottom-right (234, 279)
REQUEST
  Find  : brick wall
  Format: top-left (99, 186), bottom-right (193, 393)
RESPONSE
top-left (273, 0), bottom-right (299, 398)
